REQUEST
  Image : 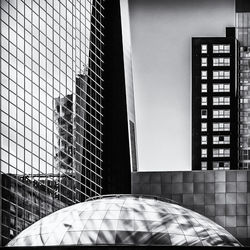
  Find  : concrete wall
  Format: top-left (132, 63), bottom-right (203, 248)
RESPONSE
top-left (132, 170), bottom-right (250, 243)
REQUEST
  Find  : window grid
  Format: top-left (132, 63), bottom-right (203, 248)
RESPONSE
top-left (213, 83), bottom-right (230, 93)
top-left (213, 109), bottom-right (230, 119)
top-left (0, 0), bottom-right (106, 244)
top-left (213, 135), bottom-right (230, 144)
top-left (213, 149), bottom-right (230, 158)
top-left (213, 70), bottom-right (230, 79)
top-left (213, 44), bottom-right (230, 53)
top-left (213, 122), bottom-right (230, 131)
top-left (213, 97), bottom-right (230, 106)
top-left (213, 57), bottom-right (230, 67)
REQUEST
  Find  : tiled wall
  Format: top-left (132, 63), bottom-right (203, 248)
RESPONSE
top-left (131, 170), bottom-right (250, 241)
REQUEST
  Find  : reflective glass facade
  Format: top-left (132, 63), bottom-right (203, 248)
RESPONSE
top-left (0, 0), bottom-right (105, 245)
top-left (7, 195), bottom-right (241, 247)
top-left (236, 12), bottom-right (250, 169)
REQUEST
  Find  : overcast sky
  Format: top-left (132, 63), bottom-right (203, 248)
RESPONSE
top-left (129, 0), bottom-right (235, 171)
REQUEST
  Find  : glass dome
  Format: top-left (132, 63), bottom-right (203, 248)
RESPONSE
top-left (7, 195), bottom-right (241, 247)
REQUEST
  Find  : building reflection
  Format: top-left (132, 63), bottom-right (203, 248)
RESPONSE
top-left (1, 173), bottom-right (66, 244)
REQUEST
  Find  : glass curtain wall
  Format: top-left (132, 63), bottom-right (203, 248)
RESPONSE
top-left (0, 0), bottom-right (104, 245)
top-left (236, 13), bottom-right (250, 169)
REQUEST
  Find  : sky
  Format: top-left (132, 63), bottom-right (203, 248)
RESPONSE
top-left (129, 0), bottom-right (235, 171)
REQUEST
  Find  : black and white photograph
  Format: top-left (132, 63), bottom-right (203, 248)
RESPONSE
top-left (0, 0), bottom-right (249, 248)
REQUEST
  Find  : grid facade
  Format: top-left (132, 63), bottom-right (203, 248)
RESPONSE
top-left (0, 0), bottom-right (105, 245)
top-left (236, 12), bottom-right (250, 169)
top-left (132, 171), bottom-right (250, 244)
top-left (192, 29), bottom-right (238, 171)
top-left (7, 195), bottom-right (241, 247)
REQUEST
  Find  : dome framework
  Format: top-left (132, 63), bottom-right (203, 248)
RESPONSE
top-left (7, 195), bottom-right (241, 247)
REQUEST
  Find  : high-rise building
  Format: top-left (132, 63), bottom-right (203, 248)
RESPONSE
top-left (192, 28), bottom-right (238, 171)
top-left (0, 0), bottom-right (138, 245)
top-left (236, 0), bottom-right (250, 169)
top-left (102, 0), bottom-right (138, 195)
top-left (0, 0), bottom-right (104, 245)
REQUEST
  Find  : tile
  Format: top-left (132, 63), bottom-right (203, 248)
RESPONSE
top-left (204, 171), bottom-right (214, 183)
top-left (140, 184), bottom-right (150, 194)
top-left (247, 216), bottom-right (250, 226)
top-left (193, 205), bottom-right (205, 215)
top-left (131, 173), bottom-right (140, 184)
top-left (236, 227), bottom-right (247, 238)
top-left (237, 204), bottom-right (247, 216)
top-left (205, 194), bottom-right (215, 205)
top-left (161, 184), bottom-right (172, 195)
top-left (141, 174), bottom-right (150, 184)
top-left (193, 172), bottom-right (204, 182)
top-left (150, 174), bottom-right (161, 183)
top-left (194, 194), bottom-right (204, 205)
top-left (248, 171), bottom-right (250, 182)
top-left (183, 183), bottom-right (193, 194)
top-left (237, 193), bottom-right (247, 205)
top-left (225, 227), bottom-right (236, 236)
top-left (183, 194), bottom-right (194, 205)
top-left (237, 216), bottom-right (247, 227)
top-left (215, 204), bottom-right (225, 216)
top-left (172, 172), bottom-right (183, 183)
top-left (194, 183), bottom-right (204, 194)
top-left (226, 204), bottom-right (236, 216)
top-left (161, 173), bottom-right (171, 183)
top-left (226, 171), bottom-right (237, 182)
top-left (237, 182), bottom-right (247, 193)
top-left (172, 183), bottom-right (183, 194)
top-left (205, 205), bottom-right (215, 217)
top-left (225, 216), bottom-right (236, 227)
top-left (237, 171), bottom-right (247, 182)
top-left (183, 172), bottom-right (193, 183)
top-left (215, 182), bottom-right (226, 193)
top-left (215, 216), bottom-right (225, 227)
top-left (205, 183), bottom-right (214, 193)
top-left (226, 182), bottom-right (236, 193)
top-left (150, 184), bottom-right (161, 195)
top-left (215, 194), bottom-right (225, 205)
top-left (132, 184), bottom-right (142, 194)
top-left (172, 194), bottom-right (183, 204)
top-left (226, 193), bottom-right (236, 205)
top-left (215, 171), bottom-right (225, 182)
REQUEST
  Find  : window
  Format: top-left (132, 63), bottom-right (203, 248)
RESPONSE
top-left (201, 97), bottom-right (207, 106)
top-left (201, 136), bottom-right (207, 145)
top-left (213, 161), bottom-right (230, 170)
top-left (201, 83), bottom-right (207, 93)
top-left (201, 44), bottom-right (207, 54)
top-left (201, 109), bottom-right (207, 119)
top-left (201, 161), bottom-right (207, 170)
top-left (213, 58), bottom-right (230, 66)
top-left (213, 44), bottom-right (230, 53)
top-left (213, 83), bottom-right (230, 92)
top-left (213, 148), bottom-right (230, 157)
top-left (213, 122), bottom-right (230, 131)
top-left (213, 70), bottom-right (230, 79)
top-left (201, 58), bottom-right (207, 67)
top-left (213, 135), bottom-right (230, 144)
top-left (201, 71), bottom-right (207, 80)
top-left (201, 149), bottom-right (207, 158)
top-left (201, 123), bottom-right (207, 132)
top-left (213, 97), bottom-right (230, 105)
top-left (213, 109), bottom-right (230, 118)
